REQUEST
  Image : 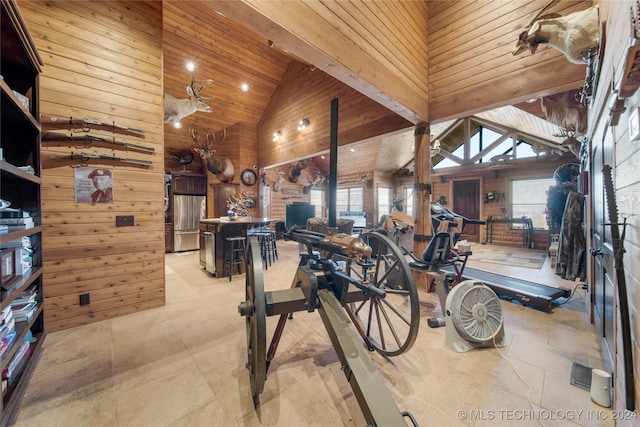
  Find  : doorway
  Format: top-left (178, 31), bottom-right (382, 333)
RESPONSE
top-left (453, 179), bottom-right (480, 242)
top-left (590, 129), bottom-right (615, 375)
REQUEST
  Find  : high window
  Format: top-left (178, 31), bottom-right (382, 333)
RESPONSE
top-left (337, 187), bottom-right (363, 213)
top-left (511, 178), bottom-right (555, 229)
top-left (403, 187), bottom-right (414, 216)
top-left (309, 188), bottom-right (324, 217)
top-left (377, 187), bottom-right (392, 221)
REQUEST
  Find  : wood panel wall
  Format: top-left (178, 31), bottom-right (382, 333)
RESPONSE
top-left (427, 1), bottom-right (588, 122)
top-left (208, 0), bottom-right (429, 123)
top-left (202, 123), bottom-right (259, 219)
top-left (430, 159), bottom-right (569, 247)
top-left (586, 0), bottom-right (640, 412)
top-left (162, 1), bottom-right (292, 173)
top-left (19, 0), bottom-right (165, 332)
top-left (258, 61), bottom-right (411, 168)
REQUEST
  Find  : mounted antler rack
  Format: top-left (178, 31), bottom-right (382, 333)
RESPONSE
top-left (238, 227), bottom-right (420, 425)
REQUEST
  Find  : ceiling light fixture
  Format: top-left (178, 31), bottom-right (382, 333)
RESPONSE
top-left (186, 61), bottom-right (195, 72)
top-left (297, 117), bottom-right (310, 131)
top-left (174, 122), bottom-right (182, 129)
top-left (273, 130), bottom-right (282, 142)
top-left (241, 82), bottom-right (249, 92)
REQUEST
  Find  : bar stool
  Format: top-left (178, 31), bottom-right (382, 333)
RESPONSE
top-left (267, 228), bottom-right (278, 261)
top-left (253, 231), bottom-right (272, 270)
top-left (224, 236), bottom-right (246, 281)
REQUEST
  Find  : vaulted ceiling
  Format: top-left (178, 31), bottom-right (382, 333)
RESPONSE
top-left (162, 1), bottom-right (585, 176)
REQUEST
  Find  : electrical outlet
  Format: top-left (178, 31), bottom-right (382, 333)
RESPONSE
top-left (79, 293), bottom-right (90, 305)
top-left (116, 215), bottom-right (134, 227)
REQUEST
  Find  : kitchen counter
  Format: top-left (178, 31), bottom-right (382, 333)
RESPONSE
top-left (199, 218), bottom-right (275, 277)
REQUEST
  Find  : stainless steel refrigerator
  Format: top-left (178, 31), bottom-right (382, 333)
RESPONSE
top-left (173, 194), bottom-right (206, 252)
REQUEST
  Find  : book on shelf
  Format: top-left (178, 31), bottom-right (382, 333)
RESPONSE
top-left (0, 236), bottom-right (32, 249)
top-left (0, 209), bottom-right (28, 219)
top-left (11, 285), bottom-right (37, 306)
top-left (10, 301), bottom-right (37, 322)
top-left (3, 341), bottom-right (31, 380)
top-left (0, 217), bottom-right (34, 231)
top-left (0, 331), bottom-right (17, 358)
top-left (0, 217), bottom-right (34, 225)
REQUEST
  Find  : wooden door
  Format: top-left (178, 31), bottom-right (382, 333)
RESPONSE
top-left (590, 129), bottom-right (614, 374)
top-left (453, 179), bottom-right (480, 241)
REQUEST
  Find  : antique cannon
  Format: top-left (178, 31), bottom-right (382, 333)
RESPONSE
top-left (238, 226), bottom-right (420, 426)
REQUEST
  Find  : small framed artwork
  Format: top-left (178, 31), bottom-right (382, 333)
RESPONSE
top-left (1, 248), bottom-right (17, 288)
top-left (629, 107), bottom-right (640, 141)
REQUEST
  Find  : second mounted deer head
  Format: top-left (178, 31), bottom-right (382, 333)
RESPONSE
top-left (287, 160), bottom-right (308, 183)
top-left (190, 128), bottom-right (235, 183)
top-left (553, 128), bottom-right (582, 158)
top-left (273, 169), bottom-right (286, 192)
top-left (164, 70), bottom-right (214, 126)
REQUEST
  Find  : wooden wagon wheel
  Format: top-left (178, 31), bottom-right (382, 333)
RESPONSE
top-left (344, 231), bottom-right (420, 357)
top-left (237, 236), bottom-right (266, 400)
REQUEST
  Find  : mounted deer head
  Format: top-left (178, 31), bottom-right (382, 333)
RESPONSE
top-left (553, 128), bottom-right (582, 158)
top-left (287, 160), bottom-right (308, 183)
top-left (541, 90), bottom-right (587, 135)
top-left (190, 128), bottom-right (235, 183)
top-left (164, 72), bottom-right (214, 125)
top-left (303, 173), bottom-right (327, 194)
top-left (392, 193), bottom-right (405, 212)
top-left (512, 0), bottom-right (599, 64)
top-left (360, 172), bottom-right (372, 189)
top-left (273, 169), bottom-right (286, 192)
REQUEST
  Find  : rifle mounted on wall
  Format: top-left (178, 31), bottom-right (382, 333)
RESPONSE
top-left (42, 131), bottom-right (154, 153)
top-left (47, 151), bottom-right (153, 167)
top-left (41, 114), bottom-right (145, 138)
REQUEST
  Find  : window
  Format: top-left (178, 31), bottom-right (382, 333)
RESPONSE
top-left (403, 187), bottom-right (414, 216)
top-left (511, 178), bottom-right (555, 229)
top-left (336, 187), bottom-right (363, 213)
top-left (309, 189), bottom-right (324, 217)
top-left (377, 187), bottom-right (391, 222)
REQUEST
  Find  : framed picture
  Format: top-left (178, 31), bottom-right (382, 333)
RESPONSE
top-left (1, 248), bottom-right (17, 288)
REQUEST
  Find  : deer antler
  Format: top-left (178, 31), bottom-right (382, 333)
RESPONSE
top-left (190, 68), bottom-right (214, 99)
top-left (190, 128), bottom-right (204, 148)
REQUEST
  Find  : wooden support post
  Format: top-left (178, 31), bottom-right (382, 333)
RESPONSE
top-left (412, 122), bottom-right (433, 291)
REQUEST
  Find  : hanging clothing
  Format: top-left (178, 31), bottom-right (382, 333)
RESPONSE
top-left (555, 191), bottom-right (586, 281)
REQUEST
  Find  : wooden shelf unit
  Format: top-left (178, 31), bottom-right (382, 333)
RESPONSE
top-left (1, 1), bottom-right (46, 425)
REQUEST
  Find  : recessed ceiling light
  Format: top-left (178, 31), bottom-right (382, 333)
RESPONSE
top-left (186, 62), bottom-right (195, 72)
top-left (241, 83), bottom-right (249, 92)
top-left (350, 148), bottom-right (355, 152)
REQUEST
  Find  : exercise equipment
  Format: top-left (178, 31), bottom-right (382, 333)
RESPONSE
top-left (444, 280), bottom-right (505, 352)
top-left (442, 265), bottom-right (571, 311)
top-left (429, 203), bottom-right (569, 312)
top-left (238, 227), bottom-right (419, 426)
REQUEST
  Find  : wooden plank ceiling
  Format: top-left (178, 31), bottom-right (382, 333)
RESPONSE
top-left (162, 1), bottom-right (584, 176)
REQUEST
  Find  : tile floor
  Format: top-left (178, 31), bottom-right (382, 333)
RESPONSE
top-left (12, 240), bottom-right (616, 426)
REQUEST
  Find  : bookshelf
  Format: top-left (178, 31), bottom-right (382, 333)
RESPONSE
top-left (0, 1), bottom-right (46, 425)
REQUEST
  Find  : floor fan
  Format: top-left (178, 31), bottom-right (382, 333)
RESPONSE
top-left (445, 280), bottom-right (506, 352)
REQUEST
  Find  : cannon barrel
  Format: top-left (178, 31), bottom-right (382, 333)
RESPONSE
top-left (284, 226), bottom-right (372, 258)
